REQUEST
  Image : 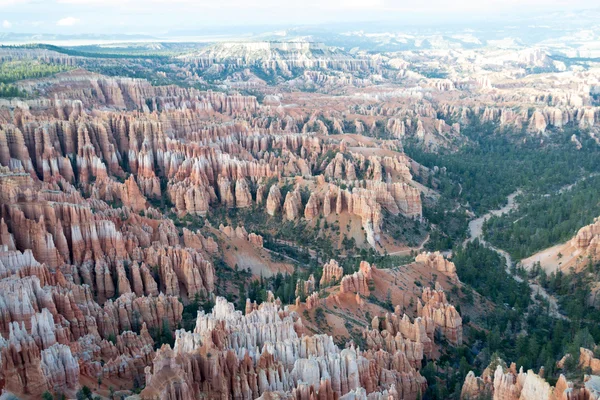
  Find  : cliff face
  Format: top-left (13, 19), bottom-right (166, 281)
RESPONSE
top-left (579, 348), bottom-right (600, 375)
top-left (558, 347), bottom-right (600, 375)
top-left (141, 295), bottom-right (427, 400)
top-left (266, 185), bottom-right (283, 216)
top-left (288, 256), bottom-right (467, 396)
top-left (340, 261), bottom-right (374, 296)
top-left (461, 357), bottom-right (600, 400)
top-left (417, 286), bottom-right (463, 346)
top-left (415, 252), bottom-right (458, 282)
top-left (571, 217), bottom-right (600, 262)
top-left (320, 259), bottom-right (344, 287)
top-left (461, 370), bottom-right (493, 399)
top-left (295, 274), bottom-right (316, 298)
top-left (365, 311), bottom-right (430, 366)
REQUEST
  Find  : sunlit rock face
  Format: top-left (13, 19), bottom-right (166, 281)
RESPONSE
top-left (415, 251), bottom-right (458, 282)
top-left (461, 355), bottom-right (600, 400)
top-left (140, 295), bottom-right (427, 400)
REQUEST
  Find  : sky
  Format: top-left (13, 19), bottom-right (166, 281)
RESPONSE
top-left (0, 0), bottom-right (595, 36)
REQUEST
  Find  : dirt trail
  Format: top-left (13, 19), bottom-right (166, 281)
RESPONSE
top-left (273, 233), bottom-right (430, 261)
top-left (387, 234), bottom-right (430, 256)
top-left (464, 191), bottom-right (520, 248)
top-left (465, 191), bottom-right (565, 319)
top-left (558, 172), bottom-right (600, 194)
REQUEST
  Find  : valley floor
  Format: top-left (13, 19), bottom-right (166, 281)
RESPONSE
top-left (466, 190), bottom-right (564, 319)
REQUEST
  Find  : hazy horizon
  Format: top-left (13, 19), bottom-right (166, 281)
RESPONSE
top-left (1, 0), bottom-right (598, 37)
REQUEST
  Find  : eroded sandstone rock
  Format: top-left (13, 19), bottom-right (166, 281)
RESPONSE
top-left (141, 296), bottom-right (426, 400)
top-left (320, 259), bottom-right (344, 287)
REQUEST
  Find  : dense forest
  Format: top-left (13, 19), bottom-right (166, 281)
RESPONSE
top-left (0, 43), bottom-right (177, 59)
top-left (0, 82), bottom-right (27, 98)
top-left (453, 240), bottom-right (530, 309)
top-left (405, 120), bottom-right (600, 252)
top-left (0, 59), bottom-right (74, 98)
top-left (422, 194), bottom-right (470, 251)
top-left (539, 261), bottom-right (600, 324)
top-left (406, 121), bottom-right (600, 214)
top-left (0, 60), bottom-right (73, 84)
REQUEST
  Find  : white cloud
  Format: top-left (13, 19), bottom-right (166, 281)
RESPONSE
top-left (56, 0), bottom-right (386, 11)
top-left (2, 0), bottom-right (595, 35)
top-left (56, 17), bottom-right (80, 26)
top-left (42, 0), bottom-right (598, 16)
top-left (2, 20), bottom-right (12, 29)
